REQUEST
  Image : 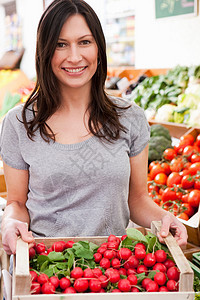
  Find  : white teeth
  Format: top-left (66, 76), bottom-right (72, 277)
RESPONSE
top-left (64, 67), bottom-right (85, 73)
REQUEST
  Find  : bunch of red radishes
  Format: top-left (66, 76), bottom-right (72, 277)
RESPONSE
top-left (29, 231), bottom-right (180, 294)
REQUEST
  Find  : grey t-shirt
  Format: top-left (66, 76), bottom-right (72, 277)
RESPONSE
top-left (0, 98), bottom-right (150, 237)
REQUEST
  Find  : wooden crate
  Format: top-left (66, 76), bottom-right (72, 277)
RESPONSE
top-left (144, 68), bottom-right (169, 77)
top-left (0, 174), bottom-right (6, 193)
top-left (182, 243), bottom-right (200, 261)
top-left (106, 68), bottom-right (147, 98)
top-left (117, 69), bottom-right (147, 82)
top-left (0, 247), bottom-right (10, 300)
top-left (148, 120), bottom-right (190, 139)
top-left (12, 221), bottom-right (194, 299)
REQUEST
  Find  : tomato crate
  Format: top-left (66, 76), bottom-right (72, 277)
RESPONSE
top-left (12, 221), bottom-right (194, 299)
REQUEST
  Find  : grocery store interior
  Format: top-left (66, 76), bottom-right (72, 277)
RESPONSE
top-left (1, 0), bottom-right (200, 297)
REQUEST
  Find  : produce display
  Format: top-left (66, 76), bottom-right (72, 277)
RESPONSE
top-left (0, 81), bottom-right (34, 119)
top-left (129, 65), bottom-right (200, 127)
top-left (0, 69), bottom-right (21, 89)
top-left (0, 69), bottom-right (35, 120)
top-left (148, 124), bottom-right (172, 162)
top-left (29, 228), bottom-right (180, 294)
top-left (148, 132), bottom-right (200, 221)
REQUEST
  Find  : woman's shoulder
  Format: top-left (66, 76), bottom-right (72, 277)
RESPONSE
top-left (4, 103), bottom-right (33, 124)
top-left (2, 104), bottom-right (24, 124)
top-left (109, 95), bottom-right (146, 117)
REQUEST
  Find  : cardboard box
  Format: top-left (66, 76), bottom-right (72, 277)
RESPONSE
top-left (12, 221), bottom-right (194, 299)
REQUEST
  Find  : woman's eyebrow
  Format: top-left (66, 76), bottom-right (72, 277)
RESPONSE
top-left (58, 34), bottom-right (93, 41)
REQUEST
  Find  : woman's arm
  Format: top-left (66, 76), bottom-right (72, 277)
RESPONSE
top-left (128, 145), bottom-right (188, 246)
top-left (1, 162), bottom-right (34, 254)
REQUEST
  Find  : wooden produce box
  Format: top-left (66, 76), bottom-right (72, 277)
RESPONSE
top-left (0, 247), bottom-right (10, 300)
top-left (106, 68), bottom-right (147, 98)
top-left (12, 221), bottom-right (194, 299)
top-left (0, 157), bottom-right (6, 194)
top-left (148, 120), bottom-right (191, 139)
top-left (144, 68), bottom-right (169, 77)
top-left (0, 174), bottom-right (6, 193)
top-left (183, 242), bottom-right (200, 261)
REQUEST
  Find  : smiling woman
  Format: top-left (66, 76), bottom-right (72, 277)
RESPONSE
top-left (51, 14), bottom-right (98, 92)
top-left (0, 0), bottom-right (188, 256)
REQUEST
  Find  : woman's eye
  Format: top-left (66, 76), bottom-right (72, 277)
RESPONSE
top-left (80, 40), bottom-right (91, 45)
top-left (56, 42), bottom-right (66, 48)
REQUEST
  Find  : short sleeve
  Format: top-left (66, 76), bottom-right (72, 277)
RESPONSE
top-left (129, 104), bottom-right (150, 157)
top-left (0, 111), bottom-right (29, 170)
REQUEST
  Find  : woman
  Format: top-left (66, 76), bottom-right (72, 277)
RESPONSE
top-left (0, 0), bottom-right (187, 255)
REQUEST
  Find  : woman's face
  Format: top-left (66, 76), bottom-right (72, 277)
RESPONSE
top-left (51, 14), bottom-right (98, 93)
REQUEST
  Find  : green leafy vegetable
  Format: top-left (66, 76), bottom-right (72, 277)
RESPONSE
top-left (126, 228), bottom-right (148, 244)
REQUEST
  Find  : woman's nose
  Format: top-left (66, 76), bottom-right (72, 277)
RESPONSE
top-left (67, 45), bottom-right (82, 63)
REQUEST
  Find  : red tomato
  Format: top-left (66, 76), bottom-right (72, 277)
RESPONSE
top-left (180, 134), bottom-right (195, 145)
top-left (177, 212), bottom-right (189, 221)
top-left (181, 203), bottom-right (195, 218)
top-left (176, 190), bottom-right (184, 201)
top-left (179, 169), bottom-right (190, 177)
top-left (184, 161), bottom-right (192, 170)
top-left (194, 175), bottom-right (200, 190)
top-left (163, 148), bottom-right (176, 161)
top-left (182, 145), bottom-right (197, 161)
top-left (161, 162), bottom-right (171, 175)
top-left (181, 193), bottom-right (189, 203)
top-left (195, 134), bottom-right (200, 147)
top-left (166, 172), bottom-right (182, 187)
top-left (188, 162), bottom-right (200, 175)
top-left (174, 140), bottom-right (192, 155)
top-left (191, 153), bottom-right (200, 163)
top-left (154, 173), bottom-right (167, 185)
top-left (188, 189), bottom-right (200, 207)
top-left (170, 157), bottom-right (184, 172)
top-left (149, 161), bottom-right (159, 172)
top-left (150, 164), bottom-right (164, 179)
top-left (161, 187), bottom-right (178, 203)
top-left (181, 175), bottom-right (195, 189)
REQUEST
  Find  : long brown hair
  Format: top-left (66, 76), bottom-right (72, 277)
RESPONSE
top-left (22, 0), bottom-right (129, 142)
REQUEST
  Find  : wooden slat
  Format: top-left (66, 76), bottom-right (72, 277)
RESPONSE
top-left (151, 220), bottom-right (194, 292)
top-left (0, 248), bottom-right (10, 300)
top-left (148, 120), bottom-right (190, 139)
top-left (14, 238), bottom-right (31, 295)
top-left (12, 292), bottom-right (195, 300)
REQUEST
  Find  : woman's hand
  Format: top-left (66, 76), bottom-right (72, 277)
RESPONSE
top-left (157, 214), bottom-right (188, 247)
top-left (2, 218), bottom-right (34, 255)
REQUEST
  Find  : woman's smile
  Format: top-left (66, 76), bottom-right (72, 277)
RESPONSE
top-left (61, 66), bottom-right (88, 74)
